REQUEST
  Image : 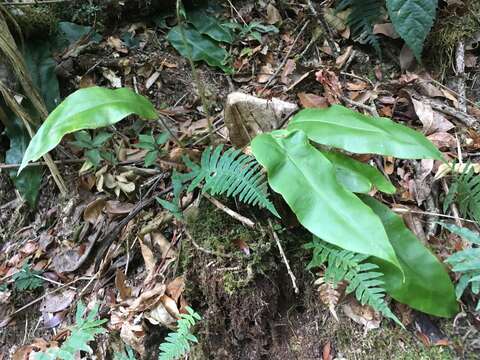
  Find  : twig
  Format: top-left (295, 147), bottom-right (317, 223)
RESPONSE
top-left (268, 219), bottom-right (299, 294)
top-left (455, 41), bottom-right (467, 113)
top-left (306, 0), bottom-right (338, 57)
top-left (186, 230), bottom-right (233, 258)
top-left (341, 95), bottom-right (379, 117)
top-left (441, 179), bottom-right (462, 227)
top-left (260, 20), bottom-right (310, 93)
top-left (391, 207), bottom-right (477, 224)
top-left (203, 193), bottom-right (255, 228)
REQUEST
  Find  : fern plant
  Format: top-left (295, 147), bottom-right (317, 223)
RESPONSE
top-left (441, 223), bottom-right (480, 311)
top-left (158, 306), bottom-right (201, 360)
top-left (181, 145), bottom-right (279, 217)
top-left (34, 301), bottom-right (107, 360)
top-left (305, 236), bottom-right (403, 326)
top-left (443, 163), bottom-right (480, 224)
top-left (336, 0), bottom-right (383, 54)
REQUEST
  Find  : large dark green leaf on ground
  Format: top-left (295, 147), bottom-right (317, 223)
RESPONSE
top-left (167, 25), bottom-right (232, 73)
top-left (187, 10), bottom-right (234, 43)
top-left (57, 22), bottom-right (102, 47)
top-left (361, 195), bottom-right (458, 317)
top-left (4, 114), bottom-right (42, 206)
top-left (386, 0), bottom-right (437, 61)
top-left (287, 105), bottom-right (443, 160)
top-left (23, 40), bottom-right (60, 113)
top-left (322, 151), bottom-right (396, 194)
top-left (19, 87), bottom-right (157, 173)
top-left (251, 129), bottom-right (401, 270)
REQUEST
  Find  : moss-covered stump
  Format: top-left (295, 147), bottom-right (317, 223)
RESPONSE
top-left (179, 199), bottom-right (462, 359)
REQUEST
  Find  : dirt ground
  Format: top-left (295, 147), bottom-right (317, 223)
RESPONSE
top-left (1, 1), bottom-right (480, 359)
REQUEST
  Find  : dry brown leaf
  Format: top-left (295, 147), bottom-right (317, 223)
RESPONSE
top-left (120, 321), bottom-right (145, 356)
top-left (166, 276), bottom-right (185, 303)
top-left (139, 236), bottom-right (157, 284)
top-left (427, 132), bottom-right (456, 150)
top-left (102, 68), bottom-right (122, 88)
top-left (335, 45), bottom-right (353, 68)
top-left (257, 64), bottom-right (274, 83)
top-left (145, 300), bottom-right (177, 327)
top-left (315, 69), bottom-right (342, 104)
top-left (105, 200), bottom-right (135, 215)
top-left (107, 36), bottom-right (128, 54)
top-left (115, 269), bottom-right (132, 301)
top-left (434, 162), bottom-right (480, 180)
top-left (384, 156), bottom-right (395, 175)
top-left (280, 59), bottom-right (296, 84)
top-left (145, 71), bottom-right (160, 90)
top-left (20, 240), bottom-right (38, 255)
top-left (373, 23), bottom-right (399, 38)
top-left (342, 297), bottom-right (381, 333)
top-left (83, 198), bottom-right (106, 224)
top-left (266, 3), bottom-right (282, 24)
top-left (399, 44), bottom-right (415, 71)
top-left (314, 277), bottom-right (342, 321)
top-left (40, 290), bottom-right (75, 313)
top-left (297, 92), bottom-right (328, 109)
top-left (128, 283), bottom-right (165, 313)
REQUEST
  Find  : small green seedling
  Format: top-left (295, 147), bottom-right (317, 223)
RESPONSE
top-left (71, 130), bottom-right (116, 168)
top-left (13, 263), bottom-right (43, 291)
top-left (135, 131), bottom-right (169, 167)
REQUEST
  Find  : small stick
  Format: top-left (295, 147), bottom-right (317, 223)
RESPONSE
top-left (306, 0), bottom-right (339, 57)
top-left (341, 95), bottom-right (379, 117)
top-left (455, 41), bottom-right (467, 113)
top-left (203, 193), bottom-right (255, 228)
top-left (391, 207), bottom-right (476, 224)
top-left (268, 219), bottom-right (299, 294)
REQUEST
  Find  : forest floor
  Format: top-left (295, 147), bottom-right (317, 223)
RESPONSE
top-left (0, 1), bottom-right (480, 359)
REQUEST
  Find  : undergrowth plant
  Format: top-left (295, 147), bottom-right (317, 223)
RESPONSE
top-left (135, 131), bottom-right (169, 167)
top-left (33, 301), bottom-right (107, 360)
top-left (443, 163), bottom-right (480, 224)
top-left (70, 130), bottom-right (116, 168)
top-left (337, 0), bottom-right (438, 60)
top-left (13, 262), bottom-right (43, 291)
top-left (440, 223), bottom-right (480, 311)
top-left (305, 237), bottom-right (402, 326)
top-left (158, 306), bottom-right (201, 360)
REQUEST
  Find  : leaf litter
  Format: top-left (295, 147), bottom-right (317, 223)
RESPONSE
top-left (0, 1), bottom-right (479, 359)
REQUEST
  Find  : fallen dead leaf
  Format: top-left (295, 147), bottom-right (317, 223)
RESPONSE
top-left (266, 3), bottom-right (282, 24)
top-left (115, 269), bottom-right (132, 301)
top-left (40, 290), bottom-right (75, 313)
top-left (342, 298), bottom-right (381, 333)
top-left (83, 198), bottom-right (106, 224)
top-left (373, 23), bottom-right (399, 39)
top-left (297, 92), bottom-right (328, 109)
top-left (427, 132), bottom-right (456, 150)
top-left (166, 276), bottom-right (185, 303)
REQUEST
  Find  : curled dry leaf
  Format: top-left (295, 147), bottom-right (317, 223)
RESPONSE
top-left (434, 162), bottom-right (480, 180)
top-left (342, 297), bottom-right (381, 333)
top-left (40, 290), bottom-right (75, 313)
top-left (166, 276), bottom-right (185, 303)
top-left (105, 200), bottom-right (135, 216)
top-left (120, 321), bottom-right (145, 357)
top-left (427, 132), bottom-right (456, 150)
top-left (315, 69), bottom-right (342, 105)
top-left (115, 269), bottom-right (132, 301)
top-left (139, 236), bottom-right (157, 284)
top-left (145, 295), bottom-right (179, 328)
top-left (314, 277), bottom-right (342, 321)
top-left (297, 92), bottom-right (328, 109)
top-left (83, 198), bottom-right (107, 224)
top-left (373, 23), bottom-right (399, 39)
top-left (127, 283), bottom-right (165, 314)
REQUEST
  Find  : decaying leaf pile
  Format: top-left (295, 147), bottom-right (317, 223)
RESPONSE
top-left (0, 0), bottom-right (479, 359)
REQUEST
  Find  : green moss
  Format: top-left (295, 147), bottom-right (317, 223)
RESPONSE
top-left (9, 5), bottom-right (58, 39)
top-left (426, 0), bottom-right (480, 78)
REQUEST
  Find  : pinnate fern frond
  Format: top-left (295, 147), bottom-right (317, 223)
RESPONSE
top-left (305, 237), bottom-right (403, 326)
top-left (336, 0), bottom-right (383, 54)
top-left (441, 223), bottom-right (480, 311)
top-left (183, 145), bottom-right (279, 217)
top-left (34, 302), bottom-right (107, 360)
top-left (159, 306), bottom-right (201, 360)
top-left (444, 163), bottom-right (480, 224)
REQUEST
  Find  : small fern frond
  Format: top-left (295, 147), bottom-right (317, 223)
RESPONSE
top-left (159, 306), bottom-right (201, 360)
top-left (184, 145), bottom-right (279, 217)
top-left (336, 0), bottom-right (383, 54)
top-left (305, 237), bottom-right (403, 326)
top-left (444, 163), bottom-right (480, 223)
top-left (440, 222), bottom-right (480, 311)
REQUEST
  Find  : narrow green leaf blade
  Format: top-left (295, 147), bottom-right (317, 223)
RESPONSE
top-left (252, 129), bottom-right (401, 270)
top-left (386, 0), bottom-right (437, 60)
top-left (361, 195), bottom-right (458, 317)
top-left (19, 87), bottom-right (157, 173)
top-left (322, 151), bottom-right (396, 194)
top-left (287, 105), bottom-right (443, 160)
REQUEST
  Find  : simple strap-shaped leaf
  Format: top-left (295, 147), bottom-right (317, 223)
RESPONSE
top-left (187, 10), bottom-right (234, 43)
top-left (252, 129), bottom-right (401, 270)
top-left (361, 195), bottom-right (458, 317)
top-left (288, 105), bottom-right (443, 160)
top-left (19, 87), bottom-right (157, 173)
top-left (386, 0), bottom-right (437, 61)
top-left (322, 151), bottom-right (396, 194)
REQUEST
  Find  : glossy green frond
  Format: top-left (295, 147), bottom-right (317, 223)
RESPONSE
top-left (185, 145), bottom-right (279, 217)
top-left (305, 237), bottom-right (403, 326)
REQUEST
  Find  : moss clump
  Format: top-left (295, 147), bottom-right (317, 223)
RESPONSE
top-left (181, 198), bottom-right (275, 294)
top-left (426, 0), bottom-right (480, 78)
top-left (8, 5), bottom-right (59, 39)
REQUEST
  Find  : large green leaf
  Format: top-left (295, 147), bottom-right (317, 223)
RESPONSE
top-left (4, 116), bottom-right (42, 206)
top-left (288, 105), bottom-right (443, 160)
top-left (187, 10), bottom-right (234, 44)
top-left (167, 24), bottom-right (232, 73)
top-left (24, 40), bottom-right (60, 113)
top-left (251, 129), bottom-right (401, 270)
top-left (19, 87), bottom-right (157, 173)
top-left (386, 0), bottom-right (437, 61)
top-left (361, 196), bottom-right (458, 317)
top-left (322, 151), bottom-right (395, 194)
